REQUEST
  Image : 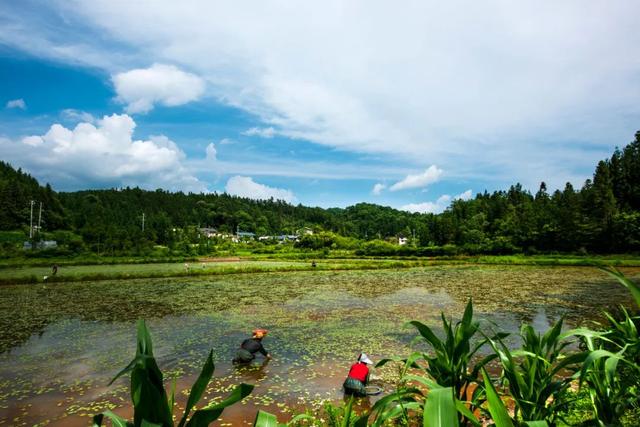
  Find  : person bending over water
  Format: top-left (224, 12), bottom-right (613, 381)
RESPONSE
top-left (233, 329), bottom-right (271, 364)
top-left (343, 353), bottom-right (373, 396)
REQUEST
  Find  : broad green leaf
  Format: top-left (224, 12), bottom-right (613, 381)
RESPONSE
top-left (169, 378), bottom-right (176, 419)
top-left (407, 321), bottom-right (445, 352)
top-left (372, 402), bottom-right (421, 427)
top-left (341, 396), bottom-right (354, 427)
top-left (600, 267), bottom-right (640, 307)
top-left (178, 350), bottom-right (215, 427)
top-left (423, 387), bottom-right (458, 427)
top-left (403, 374), bottom-right (441, 390)
top-left (524, 422), bottom-right (549, 427)
top-left (130, 362), bottom-right (172, 427)
top-left (461, 298), bottom-right (473, 327)
top-left (253, 410), bottom-right (282, 427)
top-left (455, 400), bottom-right (481, 427)
top-left (352, 413), bottom-right (370, 427)
top-left (482, 369), bottom-right (514, 427)
top-left (185, 383), bottom-right (254, 427)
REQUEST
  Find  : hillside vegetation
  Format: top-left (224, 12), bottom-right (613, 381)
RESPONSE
top-left (1, 131), bottom-right (639, 257)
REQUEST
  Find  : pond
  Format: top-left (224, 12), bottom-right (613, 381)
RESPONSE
top-left (0, 265), bottom-right (637, 426)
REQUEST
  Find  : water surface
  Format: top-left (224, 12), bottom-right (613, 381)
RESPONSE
top-left (0, 265), bottom-right (637, 426)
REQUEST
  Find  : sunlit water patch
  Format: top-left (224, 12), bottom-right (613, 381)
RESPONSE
top-left (0, 266), bottom-right (637, 425)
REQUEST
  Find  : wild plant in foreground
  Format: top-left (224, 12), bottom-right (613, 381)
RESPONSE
top-left (93, 320), bottom-right (253, 427)
top-left (571, 267), bottom-right (640, 426)
top-left (377, 299), bottom-right (502, 424)
top-left (486, 319), bottom-right (588, 424)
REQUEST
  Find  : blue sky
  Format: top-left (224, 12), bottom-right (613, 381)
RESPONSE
top-left (1, 1), bottom-right (640, 212)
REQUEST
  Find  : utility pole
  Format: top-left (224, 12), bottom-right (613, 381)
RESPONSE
top-left (29, 200), bottom-right (35, 239)
top-left (142, 213), bottom-right (145, 232)
top-left (37, 202), bottom-right (43, 236)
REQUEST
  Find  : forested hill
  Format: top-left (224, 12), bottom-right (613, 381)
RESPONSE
top-left (0, 161), bottom-right (66, 231)
top-left (1, 131), bottom-right (639, 254)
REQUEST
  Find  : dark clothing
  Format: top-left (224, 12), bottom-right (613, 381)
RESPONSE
top-left (241, 338), bottom-right (268, 356)
top-left (343, 362), bottom-right (369, 396)
top-left (343, 377), bottom-right (367, 396)
top-left (233, 338), bottom-right (268, 363)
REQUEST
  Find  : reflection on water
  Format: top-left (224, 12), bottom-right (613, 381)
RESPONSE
top-left (0, 265), bottom-right (637, 425)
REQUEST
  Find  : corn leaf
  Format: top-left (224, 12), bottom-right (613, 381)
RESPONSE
top-left (423, 387), bottom-right (459, 427)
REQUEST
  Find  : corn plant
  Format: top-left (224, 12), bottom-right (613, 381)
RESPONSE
top-left (377, 299), bottom-right (503, 424)
top-left (600, 267), bottom-right (640, 365)
top-left (575, 331), bottom-right (634, 426)
top-left (479, 368), bottom-right (549, 427)
top-left (572, 267), bottom-right (640, 426)
top-left (486, 319), bottom-right (588, 425)
top-left (93, 320), bottom-right (254, 427)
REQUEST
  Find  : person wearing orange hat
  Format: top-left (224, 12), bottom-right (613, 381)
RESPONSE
top-left (343, 353), bottom-right (373, 396)
top-left (233, 329), bottom-right (271, 364)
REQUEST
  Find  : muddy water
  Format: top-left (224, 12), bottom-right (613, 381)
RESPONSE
top-left (0, 265), bottom-right (637, 426)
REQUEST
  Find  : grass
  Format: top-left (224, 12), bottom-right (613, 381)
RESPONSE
top-left (2, 254), bottom-right (640, 285)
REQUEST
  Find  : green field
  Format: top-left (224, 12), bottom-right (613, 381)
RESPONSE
top-left (2, 254), bottom-right (640, 285)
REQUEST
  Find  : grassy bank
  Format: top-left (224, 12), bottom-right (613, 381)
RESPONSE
top-left (0, 258), bottom-right (435, 285)
top-left (2, 254), bottom-right (640, 285)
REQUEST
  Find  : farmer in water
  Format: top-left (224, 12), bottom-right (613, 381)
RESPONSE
top-left (233, 328), bottom-right (271, 364)
top-left (343, 353), bottom-right (373, 396)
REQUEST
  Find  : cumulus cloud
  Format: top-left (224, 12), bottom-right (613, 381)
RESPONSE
top-left (6, 98), bottom-right (26, 109)
top-left (4, 114), bottom-right (206, 191)
top-left (389, 165), bottom-right (443, 191)
top-left (112, 64), bottom-right (205, 113)
top-left (372, 183), bottom-right (386, 195)
top-left (456, 189), bottom-right (473, 201)
top-left (401, 189), bottom-right (473, 213)
top-left (225, 176), bottom-right (296, 203)
top-left (4, 2), bottom-right (640, 191)
top-left (21, 135), bottom-right (43, 146)
top-left (402, 195), bottom-right (451, 214)
top-left (205, 142), bottom-right (217, 161)
top-left (242, 127), bottom-right (276, 138)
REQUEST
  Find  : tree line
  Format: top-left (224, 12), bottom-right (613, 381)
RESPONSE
top-left (1, 131), bottom-right (639, 255)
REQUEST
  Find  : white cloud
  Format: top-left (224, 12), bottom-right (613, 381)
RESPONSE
top-left (21, 136), bottom-right (44, 146)
top-left (225, 176), bottom-right (295, 203)
top-left (401, 189), bottom-right (473, 214)
top-left (6, 98), bottom-right (26, 109)
top-left (4, 114), bottom-right (206, 192)
top-left (402, 195), bottom-right (451, 214)
top-left (455, 189), bottom-right (473, 201)
top-left (112, 64), bottom-right (205, 113)
top-left (4, 2), bottom-right (640, 191)
top-left (219, 138), bottom-right (235, 145)
top-left (61, 109), bottom-right (95, 123)
top-left (372, 183), bottom-right (386, 195)
top-left (205, 142), bottom-right (217, 161)
top-left (389, 165), bottom-right (443, 191)
top-left (242, 127), bottom-right (276, 138)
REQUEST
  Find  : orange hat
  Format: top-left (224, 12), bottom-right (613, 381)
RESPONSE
top-left (252, 328), bottom-right (268, 338)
